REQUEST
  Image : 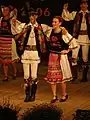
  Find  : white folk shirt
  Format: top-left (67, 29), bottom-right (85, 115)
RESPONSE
top-left (21, 22), bottom-right (52, 64)
top-left (27, 23), bottom-right (38, 46)
top-left (21, 22), bottom-right (40, 64)
top-left (13, 21), bottom-right (53, 64)
top-left (61, 9), bottom-right (77, 21)
top-left (77, 10), bottom-right (90, 45)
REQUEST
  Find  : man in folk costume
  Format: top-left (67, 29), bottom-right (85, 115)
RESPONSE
top-left (61, 0), bottom-right (79, 82)
top-left (15, 11), bottom-right (51, 102)
top-left (73, 0), bottom-right (90, 82)
top-left (61, 0), bottom-right (77, 34)
top-left (0, 6), bottom-right (19, 81)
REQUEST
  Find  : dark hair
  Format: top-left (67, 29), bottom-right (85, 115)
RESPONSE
top-left (73, 109), bottom-right (90, 120)
top-left (80, 0), bottom-right (88, 4)
top-left (21, 103), bottom-right (63, 120)
top-left (0, 99), bottom-right (21, 120)
top-left (54, 16), bottom-right (63, 23)
top-left (29, 11), bottom-right (38, 16)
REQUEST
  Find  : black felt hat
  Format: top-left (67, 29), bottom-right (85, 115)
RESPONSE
top-left (28, 10), bottom-right (38, 16)
top-left (64, 0), bottom-right (68, 4)
top-left (80, 0), bottom-right (88, 4)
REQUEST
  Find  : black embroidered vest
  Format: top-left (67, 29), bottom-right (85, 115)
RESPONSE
top-left (49, 30), bottom-right (69, 54)
top-left (74, 12), bottom-right (90, 39)
top-left (0, 18), bottom-right (12, 37)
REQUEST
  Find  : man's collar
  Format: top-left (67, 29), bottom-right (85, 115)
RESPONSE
top-left (79, 10), bottom-right (89, 13)
top-left (28, 22), bottom-right (38, 27)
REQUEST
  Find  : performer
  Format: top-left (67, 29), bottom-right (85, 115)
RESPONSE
top-left (0, 6), bottom-right (19, 81)
top-left (61, 0), bottom-right (78, 82)
top-left (61, 0), bottom-right (76, 34)
top-left (62, 0), bottom-right (90, 82)
top-left (45, 16), bottom-right (78, 103)
top-left (73, 0), bottom-right (90, 82)
top-left (15, 11), bottom-right (51, 102)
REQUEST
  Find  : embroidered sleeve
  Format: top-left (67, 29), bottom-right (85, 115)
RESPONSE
top-left (62, 9), bottom-right (77, 21)
top-left (41, 24), bottom-right (52, 38)
top-left (62, 32), bottom-right (79, 50)
top-left (11, 18), bottom-right (26, 35)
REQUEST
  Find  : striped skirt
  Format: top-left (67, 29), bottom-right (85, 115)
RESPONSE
top-left (0, 37), bottom-right (19, 64)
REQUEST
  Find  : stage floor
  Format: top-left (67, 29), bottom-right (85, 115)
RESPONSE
top-left (0, 63), bottom-right (90, 120)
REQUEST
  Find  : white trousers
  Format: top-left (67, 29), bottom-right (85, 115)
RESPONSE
top-left (72, 45), bottom-right (89, 63)
top-left (72, 35), bottom-right (90, 64)
top-left (23, 63), bottom-right (38, 80)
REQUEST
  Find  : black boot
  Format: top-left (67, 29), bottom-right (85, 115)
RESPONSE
top-left (30, 79), bottom-right (37, 102)
top-left (3, 76), bottom-right (8, 82)
top-left (71, 65), bottom-right (78, 82)
top-left (81, 65), bottom-right (89, 82)
top-left (24, 79), bottom-right (31, 102)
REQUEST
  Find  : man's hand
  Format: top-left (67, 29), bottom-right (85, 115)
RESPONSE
top-left (12, 18), bottom-right (17, 26)
top-left (60, 50), bottom-right (69, 54)
top-left (63, 3), bottom-right (68, 11)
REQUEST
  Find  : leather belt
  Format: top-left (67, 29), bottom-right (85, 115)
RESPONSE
top-left (79, 30), bottom-right (87, 35)
top-left (25, 45), bottom-right (37, 51)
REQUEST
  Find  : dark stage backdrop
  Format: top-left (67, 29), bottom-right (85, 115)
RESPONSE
top-left (0, 0), bottom-right (90, 25)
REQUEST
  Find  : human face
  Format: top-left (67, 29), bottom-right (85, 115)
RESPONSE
top-left (80, 2), bottom-right (88, 12)
top-left (2, 7), bottom-right (10, 17)
top-left (52, 18), bottom-right (61, 29)
top-left (30, 15), bottom-right (36, 24)
top-left (64, 3), bottom-right (68, 10)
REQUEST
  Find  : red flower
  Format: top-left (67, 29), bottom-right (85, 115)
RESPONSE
top-left (51, 36), bottom-right (58, 42)
top-left (36, 25), bottom-right (42, 30)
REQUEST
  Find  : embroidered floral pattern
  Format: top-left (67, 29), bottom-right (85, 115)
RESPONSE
top-left (45, 53), bottom-right (63, 84)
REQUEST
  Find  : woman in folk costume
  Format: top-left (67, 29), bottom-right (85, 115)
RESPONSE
top-left (0, 6), bottom-right (19, 81)
top-left (45, 16), bottom-right (78, 103)
top-left (15, 11), bottom-right (51, 102)
top-left (73, 0), bottom-right (90, 82)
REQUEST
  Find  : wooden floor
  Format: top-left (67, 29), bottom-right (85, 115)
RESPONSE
top-left (0, 63), bottom-right (90, 120)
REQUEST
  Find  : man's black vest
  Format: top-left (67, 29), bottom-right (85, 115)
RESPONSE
top-left (73, 12), bottom-right (90, 40)
top-left (15, 24), bottom-right (46, 57)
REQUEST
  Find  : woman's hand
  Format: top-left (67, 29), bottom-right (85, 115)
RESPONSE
top-left (60, 49), bottom-right (70, 54)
